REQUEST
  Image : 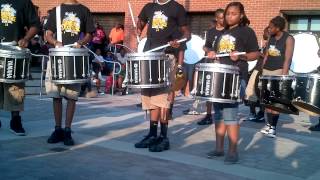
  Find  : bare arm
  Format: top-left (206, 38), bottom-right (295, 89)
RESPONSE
top-left (136, 19), bottom-right (146, 36)
top-left (18, 26), bottom-right (39, 48)
top-left (45, 30), bottom-right (62, 47)
top-left (77, 33), bottom-right (92, 46)
top-left (180, 25), bottom-right (191, 41)
top-left (282, 36), bottom-right (295, 75)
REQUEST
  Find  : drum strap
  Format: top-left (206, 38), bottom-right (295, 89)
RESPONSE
top-left (56, 6), bottom-right (62, 43)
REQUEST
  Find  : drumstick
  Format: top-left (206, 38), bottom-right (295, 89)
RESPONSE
top-left (204, 52), bottom-right (246, 58)
top-left (128, 1), bottom-right (140, 43)
top-left (144, 38), bottom-right (188, 53)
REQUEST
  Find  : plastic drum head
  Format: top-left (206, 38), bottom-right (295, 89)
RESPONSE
top-left (0, 44), bottom-right (30, 59)
top-left (291, 33), bottom-right (320, 73)
top-left (184, 35), bottom-right (205, 65)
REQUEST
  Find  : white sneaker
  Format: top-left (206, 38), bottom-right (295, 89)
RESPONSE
top-left (266, 127), bottom-right (276, 138)
top-left (260, 124), bottom-right (271, 134)
top-left (260, 124), bottom-right (276, 138)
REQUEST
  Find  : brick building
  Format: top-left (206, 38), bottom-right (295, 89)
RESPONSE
top-left (33, 0), bottom-right (320, 50)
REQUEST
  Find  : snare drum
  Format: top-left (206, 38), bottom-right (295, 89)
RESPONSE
top-left (124, 52), bottom-right (170, 88)
top-left (49, 48), bottom-right (90, 84)
top-left (259, 75), bottom-right (298, 114)
top-left (292, 74), bottom-right (320, 116)
top-left (193, 63), bottom-right (240, 103)
top-left (0, 44), bottom-right (31, 83)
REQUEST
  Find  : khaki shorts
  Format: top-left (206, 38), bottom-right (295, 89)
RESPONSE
top-left (0, 83), bottom-right (25, 111)
top-left (262, 69), bottom-right (283, 76)
top-left (140, 55), bottom-right (176, 110)
top-left (45, 59), bottom-right (80, 101)
top-left (141, 88), bottom-right (170, 110)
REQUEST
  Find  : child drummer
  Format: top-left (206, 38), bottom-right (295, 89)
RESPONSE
top-left (45, 0), bottom-right (95, 146)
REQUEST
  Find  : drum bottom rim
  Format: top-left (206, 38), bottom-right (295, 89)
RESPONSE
top-left (126, 84), bottom-right (169, 89)
top-left (292, 101), bottom-right (320, 116)
top-left (0, 79), bottom-right (28, 83)
top-left (263, 103), bottom-right (299, 115)
top-left (51, 79), bottom-right (89, 84)
top-left (195, 96), bottom-right (239, 104)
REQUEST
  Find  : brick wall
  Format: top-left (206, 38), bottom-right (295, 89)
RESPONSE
top-left (33, 0), bottom-right (320, 49)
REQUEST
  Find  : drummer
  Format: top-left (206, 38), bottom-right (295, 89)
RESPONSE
top-left (45, 0), bottom-right (95, 146)
top-left (197, 8), bottom-right (225, 126)
top-left (0, 0), bottom-right (40, 135)
top-left (207, 2), bottom-right (260, 164)
top-left (135, 0), bottom-right (191, 152)
top-left (260, 16), bottom-right (295, 138)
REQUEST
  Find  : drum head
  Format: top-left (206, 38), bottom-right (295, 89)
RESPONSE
top-left (291, 33), bottom-right (320, 73)
top-left (184, 35), bottom-right (205, 64)
top-left (0, 44), bottom-right (29, 58)
top-left (292, 101), bottom-right (320, 116)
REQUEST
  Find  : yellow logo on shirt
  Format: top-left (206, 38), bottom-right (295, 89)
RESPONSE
top-left (61, 12), bottom-right (80, 36)
top-left (268, 45), bottom-right (281, 57)
top-left (152, 11), bottom-right (168, 32)
top-left (1, 4), bottom-right (16, 26)
top-left (218, 35), bottom-right (236, 53)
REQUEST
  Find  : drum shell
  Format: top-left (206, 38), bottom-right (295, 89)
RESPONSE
top-left (0, 45), bottom-right (30, 83)
top-left (49, 48), bottom-right (90, 84)
top-left (293, 74), bottom-right (320, 115)
top-left (125, 52), bottom-right (170, 89)
top-left (195, 63), bottom-right (240, 103)
top-left (259, 75), bottom-right (298, 114)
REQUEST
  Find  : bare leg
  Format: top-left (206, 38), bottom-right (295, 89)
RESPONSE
top-left (65, 99), bottom-right (76, 128)
top-left (53, 98), bottom-right (63, 127)
top-left (226, 124), bottom-right (239, 155)
top-left (215, 122), bottom-right (227, 152)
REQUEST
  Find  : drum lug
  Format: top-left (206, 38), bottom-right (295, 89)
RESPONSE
top-left (258, 81), bottom-right (262, 90)
top-left (267, 82), bottom-right (271, 91)
top-left (291, 80), bottom-right (297, 89)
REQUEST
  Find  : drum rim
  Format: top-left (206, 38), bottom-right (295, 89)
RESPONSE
top-left (196, 63), bottom-right (240, 71)
top-left (51, 79), bottom-right (89, 84)
top-left (126, 83), bottom-right (168, 89)
top-left (195, 96), bottom-right (239, 104)
top-left (260, 75), bottom-right (295, 80)
top-left (126, 52), bottom-right (166, 57)
top-left (0, 79), bottom-right (28, 83)
top-left (49, 48), bottom-right (89, 56)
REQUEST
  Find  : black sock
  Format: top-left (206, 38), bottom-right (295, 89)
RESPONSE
top-left (266, 113), bottom-right (273, 125)
top-left (272, 114), bottom-right (279, 128)
top-left (160, 123), bottom-right (168, 138)
top-left (267, 113), bottom-right (279, 127)
top-left (249, 104), bottom-right (256, 115)
top-left (11, 111), bottom-right (20, 119)
top-left (169, 104), bottom-right (173, 115)
top-left (149, 121), bottom-right (158, 137)
top-left (55, 126), bottom-right (62, 130)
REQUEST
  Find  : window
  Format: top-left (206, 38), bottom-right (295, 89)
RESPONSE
top-left (288, 16), bottom-right (320, 35)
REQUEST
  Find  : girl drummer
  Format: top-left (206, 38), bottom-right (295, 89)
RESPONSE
top-left (207, 1), bottom-right (260, 164)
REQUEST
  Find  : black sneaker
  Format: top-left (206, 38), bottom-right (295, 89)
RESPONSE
top-left (10, 116), bottom-right (26, 136)
top-left (47, 128), bottom-right (64, 144)
top-left (309, 123), bottom-right (320, 131)
top-left (149, 137), bottom-right (170, 152)
top-left (63, 128), bottom-right (74, 146)
top-left (197, 115), bottom-right (213, 125)
top-left (0, 120), bottom-right (1, 128)
top-left (135, 135), bottom-right (157, 148)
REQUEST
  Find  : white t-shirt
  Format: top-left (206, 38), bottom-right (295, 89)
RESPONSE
top-left (116, 53), bottom-right (126, 64)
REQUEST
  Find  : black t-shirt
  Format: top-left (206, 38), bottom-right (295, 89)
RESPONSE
top-left (0, 0), bottom-right (40, 42)
top-left (46, 3), bottom-right (95, 45)
top-left (139, 0), bottom-right (188, 51)
top-left (215, 26), bottom-right (259, 80)
top-left (264, 32), bottom-right (290, 71)
top-left (204, 28), bottom-right (224, 50)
